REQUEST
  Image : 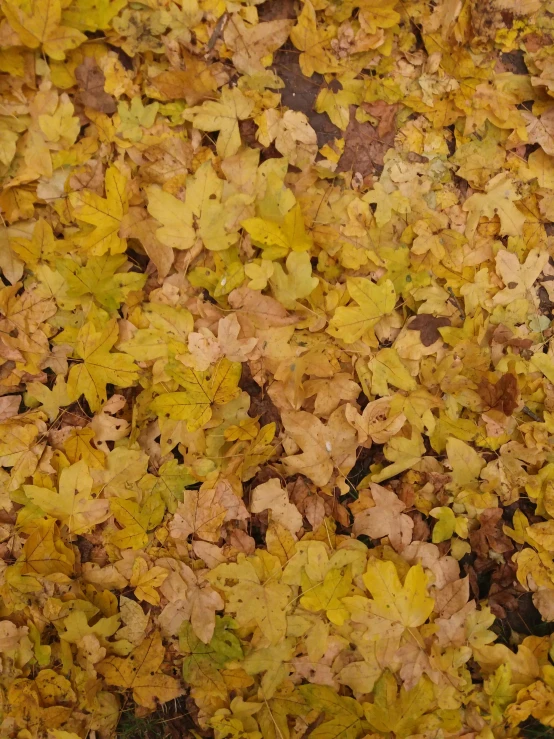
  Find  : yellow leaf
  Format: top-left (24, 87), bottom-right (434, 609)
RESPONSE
top-left (290, 0), bottom-right (340, 77)
top-left (446, 437), bottom-right (485, 487)
top-left (242, 203), bottom-right (313, 257)
top-left (363, 559), bottom-right (434, 629)
top-left (463, 173), bottom-right (526, 239)
top-left (245, 259), bottom-right (275, 290)
top-left (69, 165), bottom-right (128, 256)
top-left (169, 479), bottom-right (248, 543)
top-left (130, 559), bottom-right (168, 606)
top-left (531, 352), bottom-right (554, 384)
top-left (282, 407), bottom-right (358, 487)
top-left (300, 567), bottom-right (352, 625)
top-left (151, 358), bottom-right (241, 431)
top-left (369, 347), bottom-right (416, 395)
top-left (208, 555), bottom-right (291, 645)
top-left (224, 16), bottom-right (293, 75)
top-left (327, 278), bottom-right (396, 344)
top-left (109, 492), bottom-right (164, 550)
top-left (182, 87), bottom-right (255, 158)
top-left (270, 251), bottom-right (319, 308)
top-left (251, 479), bottom-right (303, 534)
top-left (24, 460), bottom-right (109, 534)
top-left (97, 632), bottom-right (183, 709)
top-left (1, 0), bottom-right (86, 58)
top-left (63, 428), bottom-right (105, 469)
top-left (359, 0), bottom-right (401, 33)
top-left (430, 506), bottom-right (456, 543)
top-left (364, 672), bottom-right (434, 737)
top-left (67, 319), bottom-right (138, 412)
top-left (146, 186), bottom-right (196, 250)
top-left (20, 518), bottom-right (75, 579)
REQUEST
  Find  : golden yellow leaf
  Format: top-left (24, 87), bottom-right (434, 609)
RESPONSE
top-left (97, 632), bottom-right (183, 709)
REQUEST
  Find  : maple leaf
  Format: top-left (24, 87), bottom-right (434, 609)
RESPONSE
top-left (492, 248), bottom-right (549, 307)
top-left (67, 319), bottom-right (138, 412)
top-left (290, 0), bottom-right (340, 77)
top-left (146, 186), bottom-right (196, 250)
top-left (180, 615), bottom-right (243, 699)
top-left (463, 174), bottom-right (526, 239)
top-left (208, 554), bottom-right (292, 645)
top-left (148, 51), bottom-right (218, 106)
top-left (299, 685), bottom-right (366, 739)
top-left (327, 277), bottom-right (396, 343)
top-left (25, 377), bottom-right (70, 422)
top-left (97, 632), bottom-right (183, 709)
top-left (352, 484), bottom-right (414, 550)
top-left (182, 87), bottom-right (255, 158)
top-left (108, 492), bottom-right (164, 550)
top-left (20, 518), bottom-right (75, 579)
top-left (364, 672), bottom-right (435, 737)
top-left (69, 166), bottom-right (128, 256)
top-left (282, 408), bottom-right (358, 487)
top-left (300, 566), bottom-right (352, 625)
top-left (169, 478), bottom-right (248, 543)
top-left (9, 219), bottom-right (64, 268)
top-left (224, 16), bottom-right (294, 75)
top-left (158, 558), bottom-right (223, 643)
top-left (1, 0), bottom-right (86, 59)
top-left (151, 358), bottom-right (241, 431)
top-left (117, 96), bottom-right (159, 142)
top-left (24, 460), bottom-right (109, 535)
top-left (242, 203), bottom-right (313, 256)
top-left (251, 478), bottom-right (303, 534)
top-left (129, 558), bottom-right (168, 605)
top-left (361, 559), bottom-right (434, 634)
top-left (270, 251), bottom-right (319, 308)
top-left (58, 254), bottom-right (146, 311)
top-left (359, 0), bottom-right (401, 33)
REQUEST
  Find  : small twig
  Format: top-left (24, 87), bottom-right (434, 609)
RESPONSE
top-left (523, 405), bottom-right (541, 422)
top-left (205, 12), bottom-right (229, 56)
top-left (447, 287), bottom-right (466, 320)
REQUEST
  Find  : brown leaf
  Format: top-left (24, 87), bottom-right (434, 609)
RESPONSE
top-left (352, 483), bottom-right (413, 551)
top-left (75, 58), bottom-right (116, 114)
top-left (469, 508), bottom-right (513, 557)
top-left (149, 53), bottom-right (219, 105)
top-left (362, 101), bottom-right (400, 137)
top-left (408, 314), bottom-right (451, 346)
top-left (229, 287), bottom-right (298, 329)
top-left (338, 104), bottom-right (398, 177)
top-left (477, 373), bottom-right (519, 416)
top-left (0, 394), bottom-right (21, 421)
top-left (273, 50), bottom-right (341, 148)
top-left (533, 590), bottom-right (554, 621)
top-left (433, 576), bottom-right (470, 618)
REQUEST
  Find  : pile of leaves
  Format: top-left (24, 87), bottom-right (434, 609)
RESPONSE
top-left (3, 0), bottom-right (554, 736)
